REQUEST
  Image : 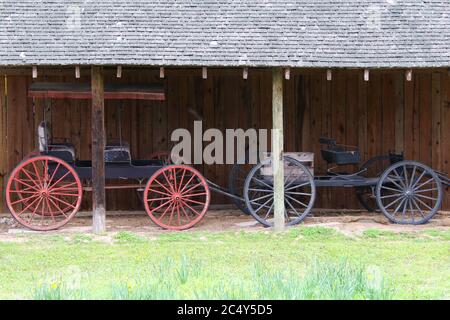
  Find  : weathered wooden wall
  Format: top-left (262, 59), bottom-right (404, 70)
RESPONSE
top-left (0, 68), bottom-right (449, 211)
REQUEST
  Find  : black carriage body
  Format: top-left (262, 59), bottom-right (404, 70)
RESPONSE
top-left (42, 149), bottom-right (163, 180)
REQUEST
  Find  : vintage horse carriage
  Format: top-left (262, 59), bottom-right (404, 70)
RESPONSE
top-left (5, 83), bottom-right (449, 231)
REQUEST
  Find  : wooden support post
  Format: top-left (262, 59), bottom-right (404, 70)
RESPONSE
top-left (284, 68), bottom-right (290, 80)
top-left (91, 66), bottom-right (106, 234)
top-left (243, 67), bottom-right (248, 80)
top-left (75, 66), bottom-right (81, 79)
top-left (202, 67), bottom-right (208, 79)
top-left (159, 67), bottom-right (165, 79)
top-left (32, 66), bottom-right (38, 79)
top-left (272, 68), bottom-right (285, 232)
top-left (326, 69), bottom-right (332, 81)
top-left (405, 69), bottom-right (412, 82)
top-left (116, 65), bottom-right (122, 78)
top-left (364, 69), bottom-right (370, 82)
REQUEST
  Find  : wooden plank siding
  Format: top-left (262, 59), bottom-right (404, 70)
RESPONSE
top-left (0, 68), bottom-right (448, 211)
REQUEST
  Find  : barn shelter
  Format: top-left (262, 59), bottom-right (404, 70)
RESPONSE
top-left (0, 0), bottom-right (449, 233)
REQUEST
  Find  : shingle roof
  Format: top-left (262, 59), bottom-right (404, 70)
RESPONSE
top-left (1, 0), bottom-right (449, 67)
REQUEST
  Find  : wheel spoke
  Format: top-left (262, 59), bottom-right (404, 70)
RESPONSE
top-left (49, 195), bottom-right (76, 209)
top-left (11, 193), bottom-right (39, 206)
top-left (413, 196), bottom-right (433, 211)
top-left (285, 181), bottom-right (311, 192)
top-left (13, 178), bottom-right (40, 192)
top-left (251, 176), bottom-right (273, 190)
top-left (380, 193), bottom-right (402, 200)
top-left (411, 170), bottom-right (426, 189)
top-left (415, 194), bottom-right (438, 201)
top-left (411, 198), bottom-right (425, 218)
top-left (47, 197), bottom-right (69, 217)
top-left (147, 188), bottom-right (172, 197)
top-left (181, 182), bottom-right (204, 196)
top-left (162, 170), bottom-right (176, 193)
top-left (249, 192), bottom-right (273, 203)
top-left (248, 187), bottom-right (273, 193)
top-left (177, 169), bottom-right (186, 193)
top-left (179, 199), bottom-right (202, 216)
top-left (153, 178), bottom-right (175, 195)
top-left (21, 168), bottom-right (42, 189)
top-left (18, 196), bottom-right (42, 216)
top-left (285, 194), bottom-right (309, 208)
top-left (154, 201), bottom-right (174, 221)
top-left (182, 197), bottom-right (207, 206)
top-left (408, 166), bottom-right (417, 188)
top-left (263, 202), bottom-right (274, 220)
top-left (48, 171), bottom-right (71, 191)
top-left (381, 185), bottom-right (403, 193)
top-left (413, 178), bottom-right (435, 191)
top-left (178, 174), bottom-right (196, 194)
top-left (253, 197), bottom-right (274, 214)
top-left (386, 175), bottom-right (405, 191)
top-left (285, 191), bottom-right (312, 196)
top-left (383, 195), bottom-right (404, 210)
top-left (31, 161), bottom-right (43, 189)
top-left (393, 197), bottom-right (407, 215)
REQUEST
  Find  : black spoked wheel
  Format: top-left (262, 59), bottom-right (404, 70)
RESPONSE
top-left (228, 163), bottom-right (251, 214)
top-left (376, 161), bottom-right (443, 225)
top-left (244, 156), bottom-right (316, 227)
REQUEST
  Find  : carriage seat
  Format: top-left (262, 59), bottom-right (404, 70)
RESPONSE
top-left (104, 141), bottom-right (131, 163)
top-left (38, 122), bottom-right (76, 161)
top-left (319, 137), bottom-right (360, 165)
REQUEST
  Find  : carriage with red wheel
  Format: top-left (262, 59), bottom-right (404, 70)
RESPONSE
top-left (6, 121), bottom-right (211, 231)
top-left (5, 82), bottom-right (211, 231)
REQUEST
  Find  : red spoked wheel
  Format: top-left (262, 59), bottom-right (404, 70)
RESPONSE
top-left (6, 156), bottom-right (82, 231)
top-left (143, 165), bottom-right (210, 230)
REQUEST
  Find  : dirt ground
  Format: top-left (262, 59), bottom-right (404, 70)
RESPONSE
top-left (0, 208), bottom-right (449, 240)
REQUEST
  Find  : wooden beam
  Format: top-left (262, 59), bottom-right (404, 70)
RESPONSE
top-left (272, 68), bottom-right (285, 232)
top-left (27, 82), bottom-right (166, 101)
top-left (91, 66), bottom-right (106, 234)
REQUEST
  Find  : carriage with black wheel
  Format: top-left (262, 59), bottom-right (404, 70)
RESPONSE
top-left (5, 83), bottom-right (449, 231)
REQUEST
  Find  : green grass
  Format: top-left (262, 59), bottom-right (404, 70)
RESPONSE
top-left (0, 226), bottom-right (448, 299)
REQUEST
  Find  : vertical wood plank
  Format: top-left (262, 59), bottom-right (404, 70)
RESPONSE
top-left (0, 76), bottom-right (6, 211)
top-left (91, 66), bottom-right (106, 234)
top-left (272, 68), bottom-right (285, 232)
top-left (441, 72), bottom-right (450, 208)
top-left (431, 72), bottom-right (441, 172)
top-left (394, 73), bottom-right (404, 154)
top-left (419, 73), bottom-right (432, 166)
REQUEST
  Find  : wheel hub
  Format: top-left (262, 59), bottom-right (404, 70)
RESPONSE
top-left (404, 188), bottom-right (414, 198)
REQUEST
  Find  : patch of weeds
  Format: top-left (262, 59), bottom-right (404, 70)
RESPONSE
top-left (72, 234), bottom-right (93, 244)
top-left (289, 226), bottom-right (338, 239)
top-left (362, 229), bottom-right (398, 239)
top-left (420, 229), bottom-right (450, 241)
top-left (157, 232), bottom-right (198, 242)
top-left (33, 281), bottom-right (86, 300)
top-left (113, 231), bottom-right (147, 243)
